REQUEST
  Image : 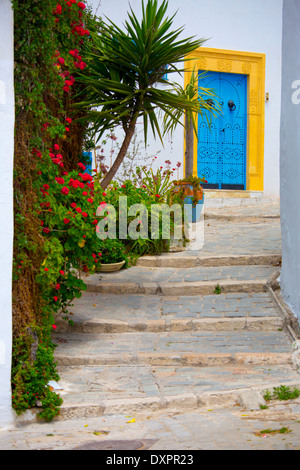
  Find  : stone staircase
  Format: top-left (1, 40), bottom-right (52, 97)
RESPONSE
top-left (51, 204), bottom-right (300, 420)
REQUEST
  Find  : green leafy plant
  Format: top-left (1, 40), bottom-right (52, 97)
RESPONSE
top-left (263, 385), bottom-right (300, 401)
top-left (12, 0), bottom-right (97, 420)
top-left (12, 324), bottom-right (63, 421)
top-left (214, 284), bottom-right (222, 295)
top-left (96, 238), bottom-right (129, 265)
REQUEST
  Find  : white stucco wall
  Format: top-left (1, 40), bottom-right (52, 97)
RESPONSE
top-left (88, 0), bottom-right (282, 196)
top-left (0, 0), bottom-right (14, 429)
top-left (280, 0), bottom-right (300, 322)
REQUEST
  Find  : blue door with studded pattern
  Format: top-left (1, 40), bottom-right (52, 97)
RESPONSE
top-left (197, 71), bottom-right (247, 190)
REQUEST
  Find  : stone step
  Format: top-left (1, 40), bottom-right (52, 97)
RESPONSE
top-left (53, 330), bottom-right (293, 368)
top-left (54, 363), bottom-right (300, 420)
top-left (82, 265), bottom-right (278, 296)
top-left (136, 254), bottom-right (281, 268)
top-left (55, 291), bottom-right (284, 333)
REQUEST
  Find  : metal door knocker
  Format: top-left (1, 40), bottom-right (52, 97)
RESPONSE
top-left (228, 100), bottom-right (236, 111)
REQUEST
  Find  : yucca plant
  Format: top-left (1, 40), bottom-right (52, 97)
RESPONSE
top-left (77, 0), bottom-right (213, 189)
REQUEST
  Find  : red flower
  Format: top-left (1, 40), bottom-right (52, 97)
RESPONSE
top-left (54, 4), bottom-right (62, 14)
top-left (52, 324), bottom-right (57, 330)
top-left (54, 144), bottom-right (60, 150)
top-left (63, 85), bottom-right (70, 93)
top-left (59, 270), bottom-right (65, 275)
top-left (155, 194), bottom-right (160, 198)
top-left (82, 191), bottom-right (88, 196)
top-left (53, 296), bottom-right (58, 302)
top-left (43, 184), bottom-right (50, 190)
top-left (61, 186), bottom-right (69, 195)
top-left (63, 218), bottom-right (70, 224)
top-left (55, 177), bottom-right (65, 184)
top-left (70, 202), bottom-right (77, 208)
top-left (78, 162), bottom-right (86, 170)
top-left (65, 127), bottom-right (70, 132)
top-left (102, 192), bottom-right (107, 197)
top-left (82, 212), bottom-right (88, 217)
top-left (66, 117), bottom-right (72, 123)
top-left (43, 227), bottom-right (50, 234)
top-left (76, 207), bottom-right (82, 213)
top-left (44, 268), bottom-right (49, 272)
top-left (77, 2), bottom-right (86, 10)
top-left (58, 57), bottom-right (65, 65)
top-left (87, 198), bottom-right (93, 204)
top-left (55, 283), bottom-right (60, 290)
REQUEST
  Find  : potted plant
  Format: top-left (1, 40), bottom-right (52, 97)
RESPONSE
top-left (96, 239), bottom-right (128, 272)
top-left (172, 175), bottom-right (206, 223)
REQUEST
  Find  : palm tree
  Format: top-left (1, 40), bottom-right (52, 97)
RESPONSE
top-left (78, 0), bottom-right (212, 189)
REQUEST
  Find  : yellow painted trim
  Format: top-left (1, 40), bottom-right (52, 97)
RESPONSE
top-left (184, 48), bottom-right (265, 191)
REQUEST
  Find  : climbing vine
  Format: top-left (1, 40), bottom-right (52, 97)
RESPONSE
top-left (12, 0), bottom-right (98, 420)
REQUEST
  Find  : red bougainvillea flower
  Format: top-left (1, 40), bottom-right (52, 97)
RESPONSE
top-left (63, 85), bottom-right (70, 93)
top-left (78, 162), bottom-right (86, 171)
top-left (61, 186), bottom-right (69, 195)
top-left (43, 184), bottom-right (50, 190)
top-left (59, 270), bottom-right (65, 275)
top-left (77, 2), bottom-right (86, 10)
top-left (102, 192), bottom-right (106, 196)
top-left (58, 57), bottom-right (65, 65)
top-left (155, 194), bottom-right (160, 198)
top-left (55, 283), bottom-right (60, 290)
top-left (76, 207), bottom-right (82, 213)
top-left (43, 227), bottom-right (50, 234)
top-left (66, 117), bottom-right (72, 123)
top-left (55, 177), bottom-right (65, 184)
top-left (44, 268), bottom-right (49, 272)
top-left (65, 127), bottom-right (70, 132)
top-left (53, 296), bottom-right (58, 302)
top-left (82, 191), bottom-right (88, 196)
top-left (52, 324), bottom-right (57, 330)
top-left (82, 212), bottom-right (88, 217)
top-left (70, 202), bottom-right (77, 208)
top-left (63, 218), bottom-right (70, 224)
top-left (87, 198), bottom-right (93, 204)
top-left (54, 144), bottom-right (60, 150)
top-left (121, 184), bottom-right (126, 188)
top-left (54, 4), bottom-right (62, 15)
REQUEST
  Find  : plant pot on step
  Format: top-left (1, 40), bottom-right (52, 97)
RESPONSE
top-left (173, 177), bottom-right (205, 223)
top-left (98, 260), bottom-right (126, 272)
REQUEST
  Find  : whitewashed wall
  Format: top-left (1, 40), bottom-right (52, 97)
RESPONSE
top-left (0, 0), bottom-right (14, 429)
top-left (88, 0), bottom-right (283, 196)
top-left (280, 0), bottom-right (300, 322)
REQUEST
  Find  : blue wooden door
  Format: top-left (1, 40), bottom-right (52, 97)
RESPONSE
top-left (197, 71), bottom-right (247, 190)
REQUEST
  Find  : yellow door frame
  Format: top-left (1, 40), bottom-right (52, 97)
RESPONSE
top-left (184, 48), bottom-right (265, 191)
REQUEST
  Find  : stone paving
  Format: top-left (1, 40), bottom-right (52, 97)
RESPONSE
top-left (2, 200), bottom-right (300, 451)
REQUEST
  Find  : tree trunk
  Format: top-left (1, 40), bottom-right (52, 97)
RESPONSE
top-left (185, 114), bottom-right (194, 179)
top-left (100, 120), bottom-right (137, 190)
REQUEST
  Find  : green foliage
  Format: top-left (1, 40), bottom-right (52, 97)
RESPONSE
top-left (76, 0), bottom-right (208, 187)
top-left (214, 284), bottom-right (222, 295)
top-left (12, 0), bottom-right (96, 420)
top-left (12, 324), bottom-right (62, 421)
top-left (96, 239), bottom-right (129, 265)
top-left (263, 385), bottom-right (300, 401)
